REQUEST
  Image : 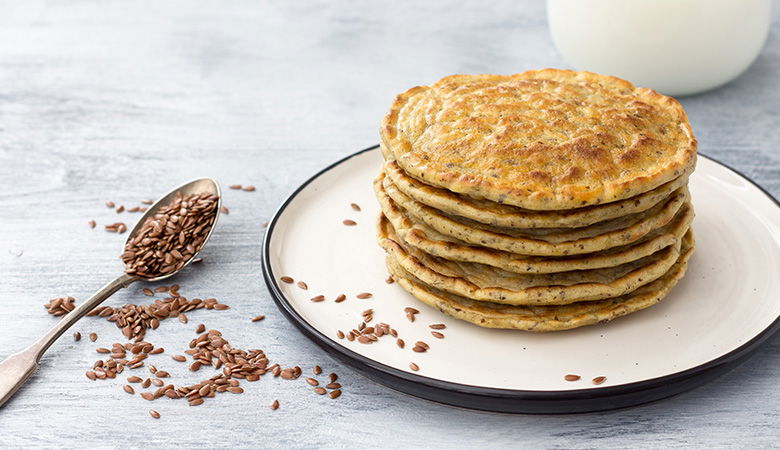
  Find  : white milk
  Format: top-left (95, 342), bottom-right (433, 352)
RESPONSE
top-left (547, 0), bottom-right (771, 96)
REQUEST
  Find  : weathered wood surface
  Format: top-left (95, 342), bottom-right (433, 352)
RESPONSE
top-left (0, 1), bottom-right (778, 448)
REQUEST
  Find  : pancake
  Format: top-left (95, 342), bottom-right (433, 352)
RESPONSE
top-left (385, 231), bottom-right (694, 332)
top-left (383, 158), bottom-right (690, 229)
top-left (378, 215), bottom-right (685, 305)
top-left (377, 173), bottom-right (687, 256)
top-left (380, 69), bottom-right (697, 210)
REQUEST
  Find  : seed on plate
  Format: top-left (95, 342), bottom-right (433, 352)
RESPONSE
top-left (350, 203), bottom-right (361, 211)
top-left (429, 323), bottom-right (446, 330)
top-left (105, 201), bottom-right (115, 208)
top-left (242, 185), bottom-right (256, 192)
top-left (404, 307), bottom-right (419, 314)
top-left (346, 332), bottom-right (355, 342)
top-left (342, 219), bottom-right (357, 226)
top-left (73, 332), bottom-right (81, 341)
top-left (385, 276), bottom-right (394, 284)
top-left (409, 362), bottom-right (419, 371)
top-left (306, 378), bottom-right (319, 386)
top-left (356, 292), bottom-right (372, 299)
top-left (88, 220), bottom-right (96, 229)
top-left (328, 389), bottom-right (342, 399)
top-left (310, 295), bottom-right (325, 302)
top-left (280, 276), bottom-right (294, 284)
top-left (270, 399), bottom-right (279, 410)
top-left (313, 365), bottom-right (322, 375)
top-left (229, 184), bottom-right (242, 190)
top-left (431, 331), bottom-right (444, 339)
top-left (412, 346), bottom-right (425, 353)
top-left (297, 281), bottom-right (308, 290)
top-left (149, 410), bottom-right (160, 419)
top-left (564, 374), bottom-right (581, 382)
top-left (415, 341), bottom-right (429, 350)
top-left (592, 376), bottom-right (607, 385)
top-left (336, 330), bottom-right (345, 339)
top-left (123, 385), bottom-right (135, 394)
top-left (171, 355), bottom-right (186, 362)
top-left (334, 294), bottom-right (346, 303)
top-left (396, 339), bottom-right (405, 349)
top-left (313, 387), bottom-right (326, 395)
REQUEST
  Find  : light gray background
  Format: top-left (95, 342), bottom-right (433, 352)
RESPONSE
top-left (0, 1), bottom-right (778, 448)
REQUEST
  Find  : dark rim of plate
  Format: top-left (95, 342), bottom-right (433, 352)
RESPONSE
top-left (261, 145), bottom-right (780, 414)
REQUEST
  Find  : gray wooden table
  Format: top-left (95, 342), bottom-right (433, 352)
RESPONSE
top-left (1, 1), bottom-right (778, 448)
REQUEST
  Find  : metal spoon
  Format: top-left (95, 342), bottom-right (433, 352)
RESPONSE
top-left (0, 178), bottom-right (221, 408)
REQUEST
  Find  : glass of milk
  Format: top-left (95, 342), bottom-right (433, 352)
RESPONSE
top-left (547, 0), bottom-right (771, 96)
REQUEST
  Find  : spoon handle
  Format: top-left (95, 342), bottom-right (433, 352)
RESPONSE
top-left (0, 272), bottom-right (137, 408)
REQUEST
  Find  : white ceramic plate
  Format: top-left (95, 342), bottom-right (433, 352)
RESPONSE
top-left (262, 146), bottom-right (780, 413)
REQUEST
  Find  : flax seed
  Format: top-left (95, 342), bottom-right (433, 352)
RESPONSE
top-left (85, 371), bottom-right (97, 380)
top-left (116, 205), bottom-right (125, 213)
top-left (280, 276), bottom-right (294, 284)
top-left (127, 376), bottom-right (142, 383)
top-left (297, 281), bottom-right (308, 290)
top-left (431, 331), bottom-right (444, 339)
top-left (564, 374), bottom-right (581, 382)
top-left (356, 292), bottom-right (372, 299)
top-left (178, 313), bottom-right (188, 324)
top-left (385, 276), bottom-right (394, 284)
top-left (310, 295), bottom-right (325, 302)
top-left (229, 185), bottom-right (242, 190)
top-left (251, 315), bottom-right (265, 322)
top-left (196, 323), bottom-right (205, 333)
top-left (592, 376), bottom-right (607, 385)
top-left (336, 330), bottom-right (345, 339)
top-left (306, 378), bottom-right (319, 386)
top-left (88, 220), bottom-right (96, 229)
top-left (342, 219), bottom-right (357, 226)
top-left (106, 201), bottom-right (115, 208)
top-left (270, 399), bottom-right (279, 410)
top-left (328, 389), bottom-right (341, 399)
top-left (142, 378), bottom-right (152, 388)
top-left (149, 410), bottom-right (160, 419)
top-left (429, 323), bottom-right (446, 330)
top-left (350, 203), bottom-right (361, 211)
top-left (396, 339), bottom-right (405, 348)
top-left (140, 392), bottom-right (155, 401)
top-left (73, 332), bottom-right (81, 341)
top-left (171, 355), bottom-right (186, 362)
top-left (334, 294), bottom-right (346, 303)
top-left (313, 387), bottom-right (326, 395)
top-left (242, 185), bottom-right (256, 192)
top-left (123, 385), bottom-right (135, 394)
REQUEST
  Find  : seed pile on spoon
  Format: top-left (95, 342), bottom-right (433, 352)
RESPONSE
top-left (121, 192), bottom-right (219, 278)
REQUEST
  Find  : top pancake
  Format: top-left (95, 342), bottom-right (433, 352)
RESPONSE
top-left (380, 69), bottom-right (697, 210)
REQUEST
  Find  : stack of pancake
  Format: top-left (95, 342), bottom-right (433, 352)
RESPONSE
top-left (374, 69), bottom-right (697, 332)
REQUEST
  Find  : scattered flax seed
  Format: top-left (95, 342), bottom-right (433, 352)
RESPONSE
top-left (128, 206), bottom-right (140, 213)
top-left (297, 281), bottom-right (308, 290)
top-left (280, 276), bottom-right (294, 284)
top-left (142, 378), bottom-right (152, 388)
top-left (44, 296), bottom-right (76, 316)
top-left (141, 199), bottom-right (153, 205)
top-left (229, 185), bottom-right (242, 190)
top-left (89, 333), bottom-right (98, 342)
top-left (325, 382), bottom-right (341, 389)
top-left (251, 315), bottom-right (266, 322)
top-left (310, 295), bottom-right (325, 302)
top-left (313, 387), bottom-right (326, 395)
top-left (356, 292), bottom-right (372, 299)
top-left (242, 185), bottom-right (256, 192)
top-left (429, 323), bottom-right (446, 330)
top-left (73, 332), bottom-right (81, 341)
top-left (328, 373), bottom-right (337, 383)
top-left (431, 331), bottom-right (444, 339)
top-left (140, 392), bottom-right (155, 401)
top-left (306, 378), bottom-right (319, 386)
top-left (409, 362), bottom-right (419, 371)
top-left (213, 304), bottom-right (229, 310)
top-left (313, 365), bottom-right (322, 375)
top-left (334, 294), bottom-right (346, 303)
top-left (396, 338), bottom-right (405, 349)
top-left (171, 355), bottom-right (186, 362)
top-left (127, 376), bottom-right (142, 383)
top-left (154, 286), bottom-right (169, 293)
top-left (116, 205), bottom-right (125, 213)
top-left (149, 347), bottom-right (164, 355)
top-left (192, 257), bottom-right (204, 264)
top-left (196, 323), bottom-right (206, 333)
top-left (404, 307), bottom-right (419, 322)
top-left (385, 276), bottom-right (394, 284)
top-left (123, 385), bottom-right (135, 394)
top-left (88, 220), bottom-right (96, 229)
top-left (106, 201), bottom-right (115, 208)
top-left (178, 313), bottom-right (188, 324)
top-left (220, 206), bottom-right (229, 215)
top-left (142, 288), bottom-right (154, 296)
top-left (328, 390), bottom-right (341, 399)
top-left (96, 348), bottom-right (110, 354)
top-left (149, 410), bottom-right (160, 419)
top-left (336, 330), bottom-right (345, 339)
top-left (350, 203), bottom-right (361, 212)
top-left (342, 219), bottom-right (357, 226)
top-left (592, 376), bottom-right (607, 385)
top-left (270, 400), bottom-right (279, 410)
top-left (564, 374), bottom-right (581, 382)
top-left (85, 371), bottom-right (97, 380)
